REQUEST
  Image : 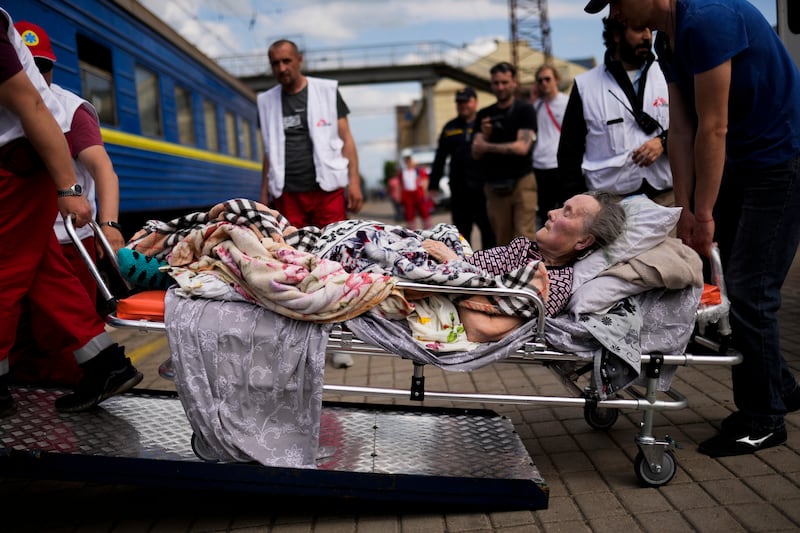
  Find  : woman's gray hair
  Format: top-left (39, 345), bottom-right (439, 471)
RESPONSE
top-left (583, 190), bottom-right (626, 249)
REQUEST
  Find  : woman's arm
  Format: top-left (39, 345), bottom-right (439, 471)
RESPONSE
top-left (422, 238), bottom-right (458, 262)
top-left (457, 297), bottom-right (524, 343)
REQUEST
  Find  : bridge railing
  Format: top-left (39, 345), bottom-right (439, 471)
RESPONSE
top-left (215, 40), bottom-right (499, 78)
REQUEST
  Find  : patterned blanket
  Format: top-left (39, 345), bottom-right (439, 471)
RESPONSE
top-left (126, 199), bottom-right (406, 322)
top-left (125, 199), bottom-right (548, 325)
top-left (295, 219), bottom-right (548, 320)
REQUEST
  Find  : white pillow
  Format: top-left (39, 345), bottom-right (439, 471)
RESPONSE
top-left (571, 195), bottom-right (681, 292)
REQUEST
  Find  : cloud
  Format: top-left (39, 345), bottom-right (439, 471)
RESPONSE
top-left (276, 0), bottom-right (507, 44)
top-left (142, 0), bottom-right (509, 53)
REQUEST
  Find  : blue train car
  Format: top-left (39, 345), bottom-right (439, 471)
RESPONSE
top-left (9, 0), bottom-right (262, 223)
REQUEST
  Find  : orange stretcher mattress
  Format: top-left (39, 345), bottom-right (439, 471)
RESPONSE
top-left (700, 284), bottom-right (722, 306)
top-left (115, 290), bottom-right (167, 321)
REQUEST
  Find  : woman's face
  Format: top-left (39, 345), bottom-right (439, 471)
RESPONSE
top-left (536, 194), bottom-right (600, 261)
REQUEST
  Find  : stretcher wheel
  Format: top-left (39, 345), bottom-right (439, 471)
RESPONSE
top-left (583, 404), bottom-right (619, 430)
top-left (634, 449), bottom-right (676, 487)
top-left (191, 432), bottom-right (218, 462)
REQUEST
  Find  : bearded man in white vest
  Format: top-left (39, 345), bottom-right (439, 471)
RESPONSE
top-left (557, 16), bottom-right (673, 207)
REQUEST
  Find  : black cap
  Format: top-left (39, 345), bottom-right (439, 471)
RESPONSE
top-left (455, 87), bottom-right (477, 102)
top-left (584, 0), bottom-right (609, 14)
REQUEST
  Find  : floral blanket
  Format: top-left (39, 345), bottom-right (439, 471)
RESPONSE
top-left (126, 199), bottom-right (407, 323)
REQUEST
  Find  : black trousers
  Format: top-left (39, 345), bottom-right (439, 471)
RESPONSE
top-left (450, 185), bottom-right (496, 250)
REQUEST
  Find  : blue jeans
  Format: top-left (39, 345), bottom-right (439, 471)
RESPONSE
top-left (715, 153), bottom-right (800, 431)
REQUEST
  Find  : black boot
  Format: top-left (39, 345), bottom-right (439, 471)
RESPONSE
top-left (54, 343), bottom-right (143, 413)
top-left (0, 374), bottom-right (14, 418)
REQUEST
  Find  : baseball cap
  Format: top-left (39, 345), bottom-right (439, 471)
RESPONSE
top-left (584, 0), bottom-right (610, 14)
top-left (455, 87), bottom-right (477, 102)
top-left (14, 21), bottom-right (57, 62)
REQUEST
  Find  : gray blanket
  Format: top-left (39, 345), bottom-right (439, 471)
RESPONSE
top-left (165, 290), bottom-right (329, 467)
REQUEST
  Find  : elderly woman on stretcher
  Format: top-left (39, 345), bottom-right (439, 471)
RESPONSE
top-left (419, 191), bottom-right (625, 343)
top-left (118, 192), bottom-right (625, 350)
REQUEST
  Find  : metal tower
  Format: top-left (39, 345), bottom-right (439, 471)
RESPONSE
top-left (508, 0), bottom-right (552, 70)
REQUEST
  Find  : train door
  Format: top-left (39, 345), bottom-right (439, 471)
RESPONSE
top-left (778, 0), bottom-right (800, 68)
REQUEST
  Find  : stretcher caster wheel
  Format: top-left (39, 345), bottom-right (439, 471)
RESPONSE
top-left (584, 404), bottom-right (619, 430)
top-left (191, 432), bottom-right (218, 462)
top-left (634, 449), bottom-right (676, 487)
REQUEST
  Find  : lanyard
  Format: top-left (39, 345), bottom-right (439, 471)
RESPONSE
top-left (537, 100), bottom-right (561, 132)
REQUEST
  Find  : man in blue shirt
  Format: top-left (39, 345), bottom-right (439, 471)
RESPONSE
top-left (585, 0), bottom-right (800, 457)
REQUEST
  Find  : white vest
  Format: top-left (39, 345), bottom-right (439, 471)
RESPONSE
top-left (258, 76), bottom-right (349, 199)
top-left (533, 92), bottom-right (569, 170)
top-left (575, 63), bottom-right (671, 195)
top-left (50, 84), bottom-right (100, 243)
top-left (0, 9), bottom-right (69, 148)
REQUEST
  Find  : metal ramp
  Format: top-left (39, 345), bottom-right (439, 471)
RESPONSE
top-left (0, 387), bottom-right (548, 510)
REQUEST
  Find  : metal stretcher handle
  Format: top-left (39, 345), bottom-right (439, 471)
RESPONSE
top-left (394, 280), bottom-right (547, 343)
top-left (707, 243), bottom-right (727, 302)
top-left (64, 214), bottom-right (132, 309)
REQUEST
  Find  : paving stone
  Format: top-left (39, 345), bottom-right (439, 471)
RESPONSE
top-left (535, 495), bottom-right (583, 524)
top-left (683, 506), bottom-right (748, 533)
top-left (573, 491), bottom-right (627, 519)
top-left (727, 502), bottom-right (798, 532)
top-left (701, 478), bottom-right (761, 505)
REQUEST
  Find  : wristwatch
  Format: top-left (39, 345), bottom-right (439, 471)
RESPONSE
top-left (658, 130), bottom-right (668, 152)
top-left (99, 221), bottom-right (123, 232)
top-left (57, 183), bottom-right (83, 197)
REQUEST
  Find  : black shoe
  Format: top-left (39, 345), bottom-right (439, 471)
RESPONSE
top-left (720, 411), bottom-right (749, 433)
top-left (698, 425), bottom-right (787, 457)
top-left (54, 357), bottom-right (143, 413)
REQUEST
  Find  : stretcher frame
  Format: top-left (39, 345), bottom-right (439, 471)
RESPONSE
top-left (64, 218), bottom-right (740, 489)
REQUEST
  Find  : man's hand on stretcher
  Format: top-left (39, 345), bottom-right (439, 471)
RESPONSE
top-left (59, 196), bottom-right (93, 228)
top-left (677, 209), bottom-right (716, 258)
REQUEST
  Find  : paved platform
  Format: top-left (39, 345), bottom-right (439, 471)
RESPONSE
top-left (2, 200), bottom-right (798, 532)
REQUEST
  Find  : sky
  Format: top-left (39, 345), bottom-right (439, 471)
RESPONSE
top-left (138, 0), bottom-right (778, 188)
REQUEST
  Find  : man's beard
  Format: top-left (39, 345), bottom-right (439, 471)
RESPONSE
top-left (495, 90), bottom-right (513, 104)
top-left (619, 40), bottom-right (650, 68)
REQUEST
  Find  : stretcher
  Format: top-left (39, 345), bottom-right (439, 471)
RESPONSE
top-left (1, 213), bottom-right (741, 509)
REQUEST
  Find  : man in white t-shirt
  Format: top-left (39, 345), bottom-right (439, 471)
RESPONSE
top-left (531, 64), bottom-right (570, 221)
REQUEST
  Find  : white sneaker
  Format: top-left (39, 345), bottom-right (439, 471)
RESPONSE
top-left (331, 352), bottom-right (354, 368)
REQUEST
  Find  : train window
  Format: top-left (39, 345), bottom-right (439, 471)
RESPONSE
top-left (135, 66), bottom-right (163, 138)
top-left (203, 100), bottom-right (219, 152)
top-left (175, 86), bottom-right (195, 146)
top-left (79, 63), bottom-right (117, 126)
top-left (790, 0), bottom-right (799, 34)
top-left (225, 111), bottom-right (238, 156)
top-left (76, 35), bottom-right (116, 126)
top-left (241, 119), bottom-right (253, 160)
top-left (256, 127), bottom-right (264, 161)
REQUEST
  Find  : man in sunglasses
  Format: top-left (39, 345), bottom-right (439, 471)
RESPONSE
top-left (531, 64), bottom-right (571, 221)
top-left (557, 16), bottom-right (673, 206)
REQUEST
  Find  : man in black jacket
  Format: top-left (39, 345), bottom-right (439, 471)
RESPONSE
top-left (429, 87), bottom-right (495, 249)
